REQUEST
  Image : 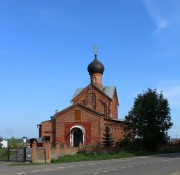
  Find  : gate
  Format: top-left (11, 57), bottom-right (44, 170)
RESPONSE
top-left (0, 147), bottom-right (32, 162)
top-left (9, 148), bottom-right (24, 161)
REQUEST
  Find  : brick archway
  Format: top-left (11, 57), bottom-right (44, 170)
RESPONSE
top-left (70, 125), bottom-right (86, 147)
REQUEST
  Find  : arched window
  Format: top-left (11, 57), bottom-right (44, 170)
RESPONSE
top-left (88, 93), bottom-right (96, 109)
top-left (94, 77), bottom-right (96, 83)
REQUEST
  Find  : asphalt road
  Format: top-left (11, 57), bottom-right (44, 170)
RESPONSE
top-left (0, 153), bottom-right (180, 175)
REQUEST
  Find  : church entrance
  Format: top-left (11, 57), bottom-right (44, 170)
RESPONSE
top-left (70, 125), bottom-right (85, 147)
top-left (72, 128), bottom-right (83, 147)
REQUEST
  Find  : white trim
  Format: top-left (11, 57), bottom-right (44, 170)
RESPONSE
top-left (70, 125), bottom-right (86, 147)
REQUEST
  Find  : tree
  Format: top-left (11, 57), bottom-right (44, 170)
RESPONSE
top-left (0, 136), bottom-right (3, 148)
top-left (125, 88), bottom-right (173, 151)
top-left (8, 137), bottom-right (18, 148)
top-left (118, 137), bottom-right (132, 151)
top-left (102, 125), bottom-right (114, 147)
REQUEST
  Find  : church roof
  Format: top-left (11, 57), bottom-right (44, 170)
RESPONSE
top-left (50, 103), bottom-right (122, 122)
top-left (73, 86), bottom-right (116, 99)
top-left (51, 103), bottom-right (113, 120)
top-left (73, 88), bottom-right (84, 98)
top-left (101, 86), bottom-right (116, 99)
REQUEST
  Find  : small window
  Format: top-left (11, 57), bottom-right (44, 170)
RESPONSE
top-left (94, 77), bottom-right (96, 83)
top-left (43, 136), bottom-right (50, 142)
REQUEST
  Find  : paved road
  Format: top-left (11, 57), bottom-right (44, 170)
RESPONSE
top-left (0, 153), bottom-right (180, 175)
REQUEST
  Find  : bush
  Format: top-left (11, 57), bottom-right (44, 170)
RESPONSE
top-left (119, 137), bottom-right (133, 151)
top-left (0, 148), bottom-right (9, 160)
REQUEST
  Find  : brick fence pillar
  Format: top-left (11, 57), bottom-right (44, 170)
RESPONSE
top-left (45, 141), bottom-right (51, 163)
top-left (32, 141), bottom-right (37, 163)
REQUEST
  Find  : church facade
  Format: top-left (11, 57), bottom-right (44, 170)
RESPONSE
top-left (38, 54), bottom-right (126, 147)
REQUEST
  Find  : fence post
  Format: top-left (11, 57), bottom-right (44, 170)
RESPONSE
top-left (8, 147), bottom-right (10, 161)
top-left (32, 141), bottom-right (37, 163)
top-left (23, 147), bottom-right (26, 162)
top-left (45, 141), bottom-right (51, 163)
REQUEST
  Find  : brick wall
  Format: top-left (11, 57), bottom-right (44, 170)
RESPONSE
top-left (41, 120), bottom-right (53, 141)
top-left (55, 107), bottom-right (102, 146)
top-left (32, 141), bottom-right (78, 163)
top-left (104, 121), bottom-right (126, 145)
top-left (40, 107), bottom-right (125, 147)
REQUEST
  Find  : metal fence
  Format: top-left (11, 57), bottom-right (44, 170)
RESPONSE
top-left (0, 147), bottom-right (32, 162)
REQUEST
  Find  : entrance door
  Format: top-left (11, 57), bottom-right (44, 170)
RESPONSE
top-left (72, 128), bottom-right (83, 147)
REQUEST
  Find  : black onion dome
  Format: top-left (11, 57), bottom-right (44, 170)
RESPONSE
top-left (87, 55), bottom-right (105, 75)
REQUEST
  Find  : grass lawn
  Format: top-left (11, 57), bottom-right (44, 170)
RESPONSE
top-left (51, 152), bottom-right (134, 163)
top-left (51, 150), bottom-right (180, 163)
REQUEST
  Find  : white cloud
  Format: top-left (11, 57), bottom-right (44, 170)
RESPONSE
top-left (158, 81), bottom-right (180, 108)
top-left (142, 0), bottom-right (180, 36)
top-left (158, 20), bottom-right (168, 29)
top-left (142, 0), bottom-right (168, 33)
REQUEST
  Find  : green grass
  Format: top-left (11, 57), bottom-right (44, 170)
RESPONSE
top-left (51, 150), bottom-right (179, 163)
top-left (51, 152), bottom-right (134, 163)
top-left (9, 149), bottom-right (180, 165)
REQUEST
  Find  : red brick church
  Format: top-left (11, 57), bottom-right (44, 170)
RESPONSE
top-left (38, 53), bottom-right (126, 147)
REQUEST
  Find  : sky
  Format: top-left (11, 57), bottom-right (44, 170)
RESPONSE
top-left (0, 0), bottom-right (180, 139)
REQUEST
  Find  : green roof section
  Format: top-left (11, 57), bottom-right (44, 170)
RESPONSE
top-left (73, 88), bottom-right (84, 99)
top-left (73, 86), bottom-right (116, 99)
top-left (101, 86), bottom-right (116, 99)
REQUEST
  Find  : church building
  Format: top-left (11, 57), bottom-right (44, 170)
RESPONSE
top-left (38, 53), bottom-right (126, 147)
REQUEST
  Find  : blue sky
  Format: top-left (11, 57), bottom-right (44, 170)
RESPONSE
top-left (0, 0), bottom-right (180, 139)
